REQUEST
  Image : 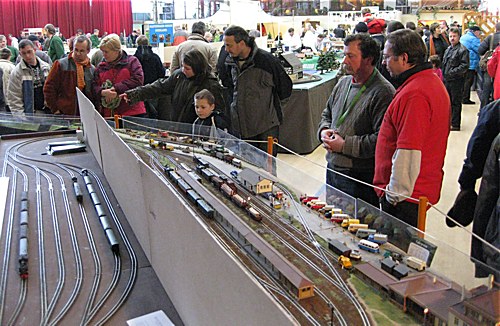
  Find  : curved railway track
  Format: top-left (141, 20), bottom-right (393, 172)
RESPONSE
top-left (0, 137), bottom-right (138, 325)
top-left (150, 153), bottom-right (322, 325)
top-left (154, 151), bottom-right (369, 325)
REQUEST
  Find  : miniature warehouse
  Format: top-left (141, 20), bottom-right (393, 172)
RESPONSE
top-left (0, 91), bottom-right (498, 325)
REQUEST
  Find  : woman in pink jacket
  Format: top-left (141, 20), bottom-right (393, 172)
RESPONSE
top-left (487, 45), bottom-right (500, 100)
top-left (93, 33), bottom-right (146, 117)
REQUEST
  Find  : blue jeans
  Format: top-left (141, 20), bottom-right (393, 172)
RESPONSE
top-left (326, 166), bottom-right (378, 207)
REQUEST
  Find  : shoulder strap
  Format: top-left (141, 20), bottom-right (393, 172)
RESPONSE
top-left (489, 35), bottom-right (495, 51)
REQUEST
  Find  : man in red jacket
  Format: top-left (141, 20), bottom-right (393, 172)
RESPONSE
top-left (44, 35), bottom-right (94, 116)
top-left (374, 29), bottom-right (450, 227)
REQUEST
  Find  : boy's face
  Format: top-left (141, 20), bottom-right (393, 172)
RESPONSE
top-left (195, 98), bottom-right (215, 119)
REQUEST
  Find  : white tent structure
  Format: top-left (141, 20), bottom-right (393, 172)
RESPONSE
top-left (205, 1), bottom-right (278, 30)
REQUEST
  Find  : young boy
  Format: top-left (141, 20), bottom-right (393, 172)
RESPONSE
top-left (192, 89), bottom-right (228, 133)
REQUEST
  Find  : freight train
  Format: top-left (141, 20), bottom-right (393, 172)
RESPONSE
top-left (164, 161), bottom-right (261, 222)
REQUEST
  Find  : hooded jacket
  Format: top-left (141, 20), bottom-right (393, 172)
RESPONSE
top-left (7, 57), bottom-right (51, 115)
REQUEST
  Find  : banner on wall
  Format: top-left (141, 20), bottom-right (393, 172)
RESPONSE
top-left (149, 23), bottom-right (174, 45)
top-left (418, 19), bottom-right (445, 27)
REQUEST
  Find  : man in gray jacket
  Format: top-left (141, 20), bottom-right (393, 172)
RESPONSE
top-left (8, 39), bottom-right (51, 115)
top-left (318, 33), bottom-right (395, 206)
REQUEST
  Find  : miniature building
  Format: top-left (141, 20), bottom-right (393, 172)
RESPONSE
top-left (448, 284), bottom-right (499, 326)
top-left (381, 257), bottom-right (396, 274)
top-left (280, 53), bottom-right (303, 81)
top-left (354, 262), bottom-right (397, 294)
top-left (238, 168), bottom-right (273, 194)
top-left (387, 273), bottom-right (464, 325)
top-left (392, 264), bottom-right (410, 280)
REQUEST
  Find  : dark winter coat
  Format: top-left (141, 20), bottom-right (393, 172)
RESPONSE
top-left (125, 69), bottom-right (226, 124)
top-left (134, 45), bottom-right (165, 85)
top-left (220, 42), bottom-right (292, 138)
top-left (442, 43), bottom-right (469, 82)
top-left (472, 133), bottom-right (500, 279)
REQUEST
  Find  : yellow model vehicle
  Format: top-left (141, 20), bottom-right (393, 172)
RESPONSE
top-left (338, 255), bottom-right (353, 270)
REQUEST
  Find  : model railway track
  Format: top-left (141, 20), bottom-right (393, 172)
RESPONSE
top-left (159, 154), bottom-right (356, 325)
top-left (0, 137), bottom-right (138, 325)
top-left (285, 188), bottom-right (371, 326)
top-left (149, 154), bottom-right (321, 325)
top-left (205, 159), bottom-right (370, 325)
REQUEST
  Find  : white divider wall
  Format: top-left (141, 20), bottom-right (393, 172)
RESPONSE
top-left (78, 92), bottom-right (297, 324)
top-left (94, 116), bottom-right (153, 260)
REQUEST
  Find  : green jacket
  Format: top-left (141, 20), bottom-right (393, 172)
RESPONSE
top-left (90, 34), bottom-right (100, 48)
top-left (47, 35), bottom-right (64, 62)
top-left (7, 46), bottom-right (18, 64)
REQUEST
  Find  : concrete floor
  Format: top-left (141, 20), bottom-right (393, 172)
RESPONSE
top-left (277, 91), bottom-right (490, 289)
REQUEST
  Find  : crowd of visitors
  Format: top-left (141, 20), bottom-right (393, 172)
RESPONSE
top-left (0, 16), bottom-right (499, 272)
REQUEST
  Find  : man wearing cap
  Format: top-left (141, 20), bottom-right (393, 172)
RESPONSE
top-left (460, 26), bottom-right (481, 105)
top-left (44, 23), bottom-right (64, 62)
top-left (15, 35), bottom-right (52, 66)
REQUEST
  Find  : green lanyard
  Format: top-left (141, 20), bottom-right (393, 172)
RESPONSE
top-left (336, 68), bottom-right (378, 128)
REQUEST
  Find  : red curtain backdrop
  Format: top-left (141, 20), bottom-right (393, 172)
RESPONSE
top-left (0, 0), bottom-right (132, 38)
top-left (91, 0), bottom-right (133, 37)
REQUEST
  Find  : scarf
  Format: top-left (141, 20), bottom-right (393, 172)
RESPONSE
top-left (69, 52), bottom-right (90, 90)
top-left (429, 36), bottom-right (436, 56)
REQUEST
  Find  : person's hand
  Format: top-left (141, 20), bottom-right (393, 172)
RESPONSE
top-left (320, 128), bottom-right (334, 152)
top-left (321, 130), bottom-right (345, 153)
top-left (102, 88), bottom-right (118, 104)
top-left (119, 93), bottom-right (130, 103)
top-left (54, 110), bottom-right (62, 115)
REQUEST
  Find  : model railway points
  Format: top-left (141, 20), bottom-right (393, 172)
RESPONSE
top-left (118, 125), bottom-right (452, 325)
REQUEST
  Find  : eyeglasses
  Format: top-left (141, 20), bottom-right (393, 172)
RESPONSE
top-left (382, 54), bottom-right (398, 61)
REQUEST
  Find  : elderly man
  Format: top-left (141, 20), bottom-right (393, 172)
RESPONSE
top-left (43, 35), bottom-right (94, 116)
top-left (44, 23), bottom-right (64, 62)
top-left (318, 33), bottom-right (395, 206)
top-left (170, 21), bottom-right (217, 73)
top-left (0, 35), bottom-right (18, 64)
top-left (8, 39), bottom-right (51, 115)
top-left (220, 25), bottom-right (292, 156)
top-left (374, 29), bottom-right (450, 227)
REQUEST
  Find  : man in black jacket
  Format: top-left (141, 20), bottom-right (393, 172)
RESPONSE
top-left (442, 27), bottom-right (469, 131)
top-left (220, 26), bottom-right (292, 156)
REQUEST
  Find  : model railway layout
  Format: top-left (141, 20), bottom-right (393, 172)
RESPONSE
top-left (0, 136), bottom-right (177, 325)
top-left (124, 127), bottom-right (475, 326)
top-left (141, 148), bottom-right (372, 325)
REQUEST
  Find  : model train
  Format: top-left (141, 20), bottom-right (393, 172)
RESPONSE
top-left (18, 191), bottom-right (29, 279)
top-left (81, 169), bottom-right (119, 253)
top-left (164, 159), bottom-right (261, 222)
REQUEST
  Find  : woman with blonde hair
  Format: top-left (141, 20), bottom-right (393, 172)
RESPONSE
top-left (92, 33), bottom-right (146, 117)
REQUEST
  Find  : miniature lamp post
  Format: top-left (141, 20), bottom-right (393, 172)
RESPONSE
top-left (423, 307), bottom-right (429, 325)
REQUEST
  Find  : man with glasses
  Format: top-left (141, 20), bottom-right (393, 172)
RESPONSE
top-left (318, 33), bottom-right (395, 206)
top-left (7, 39), bottom-right (51, 116)
top-left (43, 36), bottom-right (94, 116)
top-left (374, 29), bottom-right (450, 227)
